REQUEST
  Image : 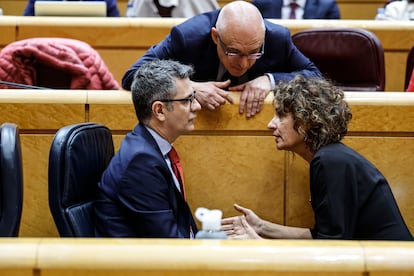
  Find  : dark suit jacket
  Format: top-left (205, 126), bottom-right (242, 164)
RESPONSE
top-left (94, 123), bottom-right (197, 238)
top-left (251, 0), bottom-right (340, 19)
top-left (122, 9), bottom-right (321, 90)
top-left (23, 0), bottom-right (120, 17)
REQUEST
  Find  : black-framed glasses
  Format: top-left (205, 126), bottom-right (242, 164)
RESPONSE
top-left (217, 33), bottom-right (264, 60)
top-left (159, 91), bottom-right (196, 107)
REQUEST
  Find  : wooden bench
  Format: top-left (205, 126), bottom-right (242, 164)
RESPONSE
top-left (1, 90), bottom-right (413, 237)
top-left (0, 0), bottom-right (387, 19)
top-left (0, 238), bottom-right (414, 276)
top-left (0, 16), bottom-right (413, 91)
top-left (218, 0), bottom-right (388, 19)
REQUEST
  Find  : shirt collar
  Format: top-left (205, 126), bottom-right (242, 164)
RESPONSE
top-left (284, 0), bottom-right (306, 7)
top-left (144, 125), bottom-right (171, 156)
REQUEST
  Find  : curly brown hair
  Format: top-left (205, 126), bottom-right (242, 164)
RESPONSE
top-left (273, 75), bottom-right (352, 153)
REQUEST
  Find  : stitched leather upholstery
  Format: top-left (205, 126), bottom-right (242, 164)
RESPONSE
top-left (48, 122), bottom-right (114, 237)
top-left (0, 123), bottom-right (23, 237)
top-left (292, 28), bottom-right (386, 91)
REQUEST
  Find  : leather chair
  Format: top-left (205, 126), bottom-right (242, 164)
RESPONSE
top-left (405, 45), bottom-right (414, 91)
top-left (48, 122), bottom-right (114, 237)
top-left (292, 28), bottom-right (386, 91)
top-left (0, 123), bottom-right (23, 237)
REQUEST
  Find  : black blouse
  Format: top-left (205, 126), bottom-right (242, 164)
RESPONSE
top-left (309, 142), bottom-right (413, 240)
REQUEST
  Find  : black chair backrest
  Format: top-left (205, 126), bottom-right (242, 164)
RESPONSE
top-left (48, 122), bottom-right (114, 237)
top-left (405, 46), bottom-right (414, 91)
top-left (292, 28), bottom-right (386, 91)
top-left (0, 123), bottom-right (23, 237)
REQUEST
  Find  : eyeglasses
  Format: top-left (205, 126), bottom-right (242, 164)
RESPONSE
top-left (159, 91), bottom-right (196, 107)
top-left (217, 33), bottom-right (264, 60)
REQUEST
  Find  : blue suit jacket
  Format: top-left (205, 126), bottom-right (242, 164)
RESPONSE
top-left (122, 9), bottom-right (321, 90)
top-left (94, 124), bottom-right (197, 238)
top-left (251, 0), bottom-right (340, 19)
top-left (23, 0), bottom-right (120, 17)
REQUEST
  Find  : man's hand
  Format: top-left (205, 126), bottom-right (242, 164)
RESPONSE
top-left (192, 80), bottom-right (234, 111)
top-left (230, 75), bottom-right (272, 118)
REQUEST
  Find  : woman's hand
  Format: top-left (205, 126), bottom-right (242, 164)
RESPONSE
top-left (221, 203), bottom-right (264, 239)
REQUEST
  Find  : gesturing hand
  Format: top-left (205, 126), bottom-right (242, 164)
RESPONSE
top-left (221, 203), bottom-right (263, 239)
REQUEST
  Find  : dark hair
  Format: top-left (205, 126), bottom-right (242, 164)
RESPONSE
top-left (273, 75), bottom-right (352, 153)
top-left (131, 59), bottom-right (194, 123)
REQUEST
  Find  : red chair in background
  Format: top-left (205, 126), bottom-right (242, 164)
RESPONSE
top-left (292, 28), bottom-right (385, 91)
top-left (405, 46), bottom-right (414, 92)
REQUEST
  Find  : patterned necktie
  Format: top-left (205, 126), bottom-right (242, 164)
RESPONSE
top-left (168, 147), bottom-right (186, 200)
top-left (289, 1), bottom-right (298, 19)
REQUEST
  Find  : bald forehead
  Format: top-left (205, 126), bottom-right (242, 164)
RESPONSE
top-left (216, 1), bottom-right (265, 34)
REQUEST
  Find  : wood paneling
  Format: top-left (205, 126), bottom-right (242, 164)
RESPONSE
top-left (1, 90), bottom-right (413, 238)
top-left (0, 0), bottom-right (389, 19)
top-left (0, 17), bottom-right (413, 91)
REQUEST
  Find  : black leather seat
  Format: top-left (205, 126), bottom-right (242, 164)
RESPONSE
top-left (292, 28), bottom-right (386, 91)
top-left (0, 123), bottom-right (23, 237)
top-left (48, 122), bottom-right (114, 237)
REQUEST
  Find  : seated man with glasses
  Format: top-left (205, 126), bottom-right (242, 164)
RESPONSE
top-left (122, 0), bottom-right (321, 118)
top-left (94, 59), bottom-right (201, 238)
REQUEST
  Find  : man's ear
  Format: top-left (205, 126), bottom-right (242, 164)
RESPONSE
top-left (211, 27), bottom-right (218, 45)
top-left (152, 101), bottom-right (167, 122)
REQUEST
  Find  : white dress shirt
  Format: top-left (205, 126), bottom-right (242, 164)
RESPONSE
top-left (282, 0), bottom-right (306, 19)
top-left (384, 0), bottom-right (414, 20)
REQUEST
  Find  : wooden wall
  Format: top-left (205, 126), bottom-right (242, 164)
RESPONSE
top-left (1, 90), bottom-right (413, 238)
top-left (0, 17), bottom-right (413, 92)
top-left (0, 0), bottom-right (387, 19)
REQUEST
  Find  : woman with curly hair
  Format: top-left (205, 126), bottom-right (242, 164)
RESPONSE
top-left (222, 75), bottom-right (413, 240)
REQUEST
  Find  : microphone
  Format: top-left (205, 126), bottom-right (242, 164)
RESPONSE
top-left (0, 80), bottom-right (51, 90)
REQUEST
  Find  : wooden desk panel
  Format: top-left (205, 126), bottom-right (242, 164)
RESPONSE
top-left (2, 238), bottom-right (414, 276)
top-left (0, 238), bottom-right (38, 276)
top-left (15, 17), bottom-right (178, 47)
top-left (88, 104), bottom-right (135, 130)
top-left (36, 239), bottom-right (365, 273)
top-left (20, 135), bottom-right (59, 237)
top-left (349, 105), bottom-right (414, 133)
top-left (97, 49), bottom-right (147, 87)
top-left (175, 135), bottom-right (285, 225)
top-left (1, 17), bottom-right (413, 91)
top-left (0, 0), bottom-right (387, 19)
top-left (0, 18), bottom-right (16, 45)
top-left (1, 90), bottom-right (414, 238)
top-left (0, 90), bottom-right (86, 130)
top-left (0, 0), bottom-right (26, 16)
top-left (0, 104), bottom-right (85, 130)
top-left (385, 52), bottom-right (409, 92)
top-left (345, 92), bottom-right (414, 133)
top-left (87, 89), bottom-right (134, 131)
top-left (363, 241), bottom-right (414, 272)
